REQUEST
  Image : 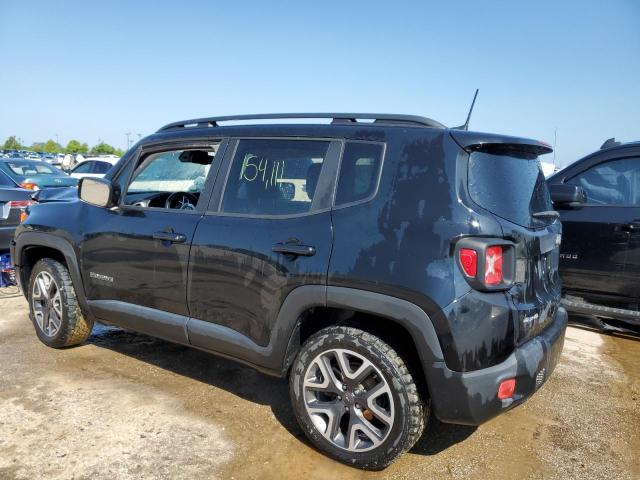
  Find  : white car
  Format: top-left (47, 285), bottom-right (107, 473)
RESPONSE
top-left (69, 156), bottom-right (119, 179)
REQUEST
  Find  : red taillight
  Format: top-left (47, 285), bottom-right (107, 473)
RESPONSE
top-left (20, 182), bottom-right (39, 191)
top-left (497, 378), bottom-right (516, 400)
top-left (484, 246), bottom-right (503, 285)
top-left (459, 248), bottom-right (477, 277)
top-left (9, 200), bottom-right (31, 208)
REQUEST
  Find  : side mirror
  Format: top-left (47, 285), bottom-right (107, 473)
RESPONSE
top-left (79, 177), bottom-right (117, 208)
top-left (549, 183), bottom-right (586, 207)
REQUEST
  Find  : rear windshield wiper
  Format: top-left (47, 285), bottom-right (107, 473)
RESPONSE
top-left (532, 210), bottom-right (560, 219)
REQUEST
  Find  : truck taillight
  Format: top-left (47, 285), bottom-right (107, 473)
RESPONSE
top-left (484, 246), bottom-right (503, 285)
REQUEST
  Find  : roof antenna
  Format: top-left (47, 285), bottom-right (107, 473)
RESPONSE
top-left (456, 88), bottom-right (479, 130)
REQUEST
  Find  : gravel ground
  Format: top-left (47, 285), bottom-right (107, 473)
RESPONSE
top-left (0, 289), bottom-right (638, 479)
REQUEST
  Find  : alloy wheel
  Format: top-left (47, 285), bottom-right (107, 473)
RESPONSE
top-left (303, 348), bottom-right (395, 452)
top-left (32, 271), bottom-right (63, 337)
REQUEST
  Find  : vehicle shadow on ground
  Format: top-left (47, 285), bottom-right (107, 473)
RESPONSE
top-left (88, 323), bottom-right (476, 456)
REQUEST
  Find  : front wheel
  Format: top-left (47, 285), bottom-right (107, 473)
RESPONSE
top-left (28, 258), bottom-right (93, 348)
top-left (289, 326), bottom-right (428, 470)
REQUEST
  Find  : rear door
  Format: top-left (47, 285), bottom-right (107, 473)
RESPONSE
top-left (561, 155), bottom-right (640, 298)
top-left (187, 138), bottom-right (340, 352)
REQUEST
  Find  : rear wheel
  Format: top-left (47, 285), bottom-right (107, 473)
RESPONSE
top-left (289, 326), bottom-right (428, 469)
top-left (28, 258), bottom-right (93, 348)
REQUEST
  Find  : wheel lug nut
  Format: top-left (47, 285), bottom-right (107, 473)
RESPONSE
top-left (337, 395), bottom-right (342, 401)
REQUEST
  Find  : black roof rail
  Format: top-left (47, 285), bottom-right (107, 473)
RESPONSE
top-left (157, 113), bottom-right (446, 132)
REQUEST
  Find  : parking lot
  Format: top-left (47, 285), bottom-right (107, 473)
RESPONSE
top-left (0, 290), bottom-right (637, 480)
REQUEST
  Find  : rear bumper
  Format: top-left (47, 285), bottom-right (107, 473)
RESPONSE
top-left (429, 306), bottom-right (567, 425)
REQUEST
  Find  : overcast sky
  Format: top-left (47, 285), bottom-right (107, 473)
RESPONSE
top-left (1, 0), bottom-right (639, 166)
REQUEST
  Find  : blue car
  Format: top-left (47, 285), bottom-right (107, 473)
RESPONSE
top-left (0, 158), bottom-right (78, 190)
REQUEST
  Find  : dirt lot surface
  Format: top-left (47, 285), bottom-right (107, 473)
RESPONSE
top-left (1, 289), bottom-right (639, 480)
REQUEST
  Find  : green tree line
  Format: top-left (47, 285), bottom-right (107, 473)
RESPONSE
top-left (2, 136), bottom-right (124, 156)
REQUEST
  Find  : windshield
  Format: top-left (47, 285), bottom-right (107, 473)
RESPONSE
top-left (5, 161), bottom-right (64, 177)
top-left (468, 150), bottom-right (553, 228)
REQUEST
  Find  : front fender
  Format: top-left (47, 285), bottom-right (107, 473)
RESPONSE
top-left (13, 231), bottom-right (93, 320)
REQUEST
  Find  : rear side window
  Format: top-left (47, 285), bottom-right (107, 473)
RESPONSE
top-left (468, 150), bottom-right (553, 228)
top-left (73, 162), bottom-right (94, 174)
top-left (221, 139), bottom-right (330, 216)
top-left (335, 142), bottom-right (384, 206)
top-left (567, 157), bottom-right (640, 205)
top-left (93, 161), bottom-right (113, 174)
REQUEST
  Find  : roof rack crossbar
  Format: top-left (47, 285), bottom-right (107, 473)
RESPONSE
top-left (157, 113), bottom-right (445, 132)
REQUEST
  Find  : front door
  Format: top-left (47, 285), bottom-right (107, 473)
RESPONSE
top-left (187, 138), bottom-right (340, 353)
top-left (81, 142), bottom-right (223, 340)
top-left (561, 155), bottom-right (640, 299)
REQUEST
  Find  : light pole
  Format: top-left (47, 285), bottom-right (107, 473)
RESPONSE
top-left (125, 132), bottom-right (132, 150)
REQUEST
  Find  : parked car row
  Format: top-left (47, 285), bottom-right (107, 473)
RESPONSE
top-left (0, 154), bottom-right (119, 252)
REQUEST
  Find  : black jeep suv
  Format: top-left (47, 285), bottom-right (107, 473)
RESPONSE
top-left (12, 113), bottom-right (567, 469)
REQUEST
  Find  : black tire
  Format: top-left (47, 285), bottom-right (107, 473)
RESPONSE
top-left (289, 326), bottom-right (428, 470)
top-left (27, 258), bottom-right (93, 348)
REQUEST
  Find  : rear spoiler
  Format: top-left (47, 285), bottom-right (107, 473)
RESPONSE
top-left (449, 130), bottom-right (552, 156)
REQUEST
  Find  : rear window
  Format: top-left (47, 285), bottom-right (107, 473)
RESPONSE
top-left (5, 161), bottom-right (61, 177)
top-left (468, 151), bottom-right (553, 228)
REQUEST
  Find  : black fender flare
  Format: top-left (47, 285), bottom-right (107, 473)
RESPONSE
top-left (13, 231), bottom-right (93, 320)
top-left (278, 286), bottom-right (445, 386)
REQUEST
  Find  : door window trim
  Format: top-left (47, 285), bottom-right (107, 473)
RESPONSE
top-left (207, 136), bottom-right (342, 219)
top-left (115, 139), bottom-right (228, 215)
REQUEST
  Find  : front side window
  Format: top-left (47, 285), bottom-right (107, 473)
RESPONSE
top-left (567, 157), bottom-right (640, 206)
top-left (221, 139), bottom-right (330, 215)
top-left (124, 147), bottom-right (217, 209)
top-left (335, 142), bottom-right (384, 205)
